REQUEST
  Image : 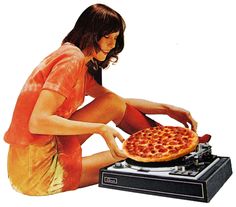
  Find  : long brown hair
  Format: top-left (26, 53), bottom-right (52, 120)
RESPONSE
top-left (63, 4), bottom-right (126, 78)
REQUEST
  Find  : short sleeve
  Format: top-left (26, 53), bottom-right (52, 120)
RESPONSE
top-left (43, 55), bottom-right (82, 98)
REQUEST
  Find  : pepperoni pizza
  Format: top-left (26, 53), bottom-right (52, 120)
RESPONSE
top-left (122, 126), bottom-right (199, 162)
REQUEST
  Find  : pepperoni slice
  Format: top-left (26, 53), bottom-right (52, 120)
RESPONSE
top-left (158, 148), bottom-right (168, 153)
top-left (168, 141), bottom-right (178, 145)
top-left (169, 148), bottom-right (179, 154)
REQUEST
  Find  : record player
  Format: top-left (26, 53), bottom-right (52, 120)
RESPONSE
top-left (99, 143), bottom-right (232, 202)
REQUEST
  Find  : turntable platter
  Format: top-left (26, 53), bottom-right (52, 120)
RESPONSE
top-left (125, 157), bottom-right (185, 168)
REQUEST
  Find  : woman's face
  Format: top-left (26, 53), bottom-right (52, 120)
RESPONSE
top-left (94, 31), bottom-right (120, 61)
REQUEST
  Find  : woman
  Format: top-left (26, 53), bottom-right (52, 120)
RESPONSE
top-left (4, 4), bottom-right (198, 196)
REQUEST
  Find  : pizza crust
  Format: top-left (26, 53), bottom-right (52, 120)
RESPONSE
top-left (122, 126), bottom-right (199, 162)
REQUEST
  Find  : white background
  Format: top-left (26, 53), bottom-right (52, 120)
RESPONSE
top-left (0, 0), bottom-right (235, 206)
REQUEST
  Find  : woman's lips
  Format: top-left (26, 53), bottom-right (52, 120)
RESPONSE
top-left (101, 49), bottom-right (109, 55)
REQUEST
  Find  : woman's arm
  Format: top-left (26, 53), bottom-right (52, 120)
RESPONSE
top-left (125, 98), bottom-right (169, 114)
top-left (125, 98), bottom-right (198, 132)
top-left (29, 90), bottom-right (105, 135)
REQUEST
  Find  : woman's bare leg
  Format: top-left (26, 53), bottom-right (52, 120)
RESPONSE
top-left (67, 92), bottom-right (126, 187)
top-left (79, 150), bottom-right (123, 187)
top-left (70, 92), bottom-right (126, 145)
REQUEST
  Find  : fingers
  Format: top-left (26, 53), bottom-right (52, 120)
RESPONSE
top-left (112, 132), bottom-right (127, 158)
top-left (168, 106), bottom-right (197, 132)
top-left (185, 112), bottom-right (198, 132)
top-left (107, 139), bottom-right (127, 160)
top-left (190, 119), bottom-right (198, 132)
top-left (113, 149), bottom-right (127, 159)
top-left (176, 110), bottom-right (197, 132)
top-left (182, 122), bottom-right (189, 129)
top-left (110, 138), bottom-right (127, 159)
top-left (102, 126), bottom-right (127, 159)
top-left (114, 131), bottom-right (125, 143)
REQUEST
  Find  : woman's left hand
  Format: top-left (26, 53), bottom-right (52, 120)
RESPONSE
top-left (166, 105), bottom-right (198, 132)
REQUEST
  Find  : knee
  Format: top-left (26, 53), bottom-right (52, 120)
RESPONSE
top-left (103, 92), bottom-right (126, 108)
top-left (102, 92), bottom-right (126, 115)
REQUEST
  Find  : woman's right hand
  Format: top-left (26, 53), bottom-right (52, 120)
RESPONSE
top-left (98, 124), bottom-right (127, 160)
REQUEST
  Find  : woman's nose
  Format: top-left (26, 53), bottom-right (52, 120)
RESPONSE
top-left (108, 38), bottom-right (116, 49)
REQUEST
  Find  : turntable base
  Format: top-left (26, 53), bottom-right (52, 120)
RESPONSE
top-left (99, 156), bottom-right (232, 202)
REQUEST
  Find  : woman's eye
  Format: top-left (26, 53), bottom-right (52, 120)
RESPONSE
top-left (104, 35), bottom-right (109, 38)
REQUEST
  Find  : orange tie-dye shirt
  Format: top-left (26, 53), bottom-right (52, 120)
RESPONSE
top-left (4, 43), bottom-right (97, 146)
